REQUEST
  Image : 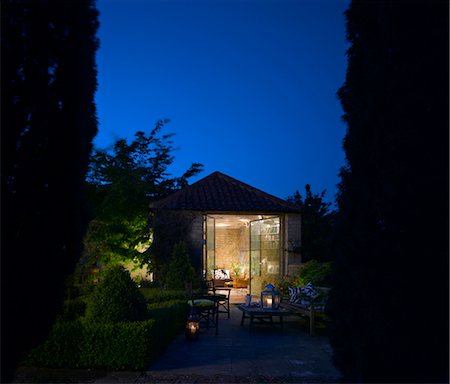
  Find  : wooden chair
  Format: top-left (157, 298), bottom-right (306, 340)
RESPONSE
top-left (186, 281), bottom-right (219, 335)
top-left (206, 279), bottom-right (231, 319)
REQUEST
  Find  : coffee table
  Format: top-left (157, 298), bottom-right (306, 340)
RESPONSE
top-left (237, 304), bottom-right (291, 328)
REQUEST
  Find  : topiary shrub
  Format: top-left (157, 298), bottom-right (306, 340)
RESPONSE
top-left (85, 265), bottom-right (147, 323)
top-left (164, 241), bottom-right (196, 290)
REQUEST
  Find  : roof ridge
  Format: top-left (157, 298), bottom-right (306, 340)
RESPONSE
top-left (213, 171), bottom-right (295, 208)
top-left (150, 171), bottom-right (301, 213)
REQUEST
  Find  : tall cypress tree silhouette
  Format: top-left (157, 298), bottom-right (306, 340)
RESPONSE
top-left (1, 1), bottom-right (99, 380)
top-left (328, 1), bottom-right (448, 382)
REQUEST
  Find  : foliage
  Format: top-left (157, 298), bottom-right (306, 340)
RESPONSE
top-left (296, 260), bottom-right (332, 287)
top-left (79, 320), bottom-right (157, 370)
top-left (24, 300), bottom-right (188, 370)
top-left (56, 298), bottom-right (87, 322)
top-left (328, 1), bottom-right (448, 382)
top-left (24, 320), bottom-right (85, 369)
top-left (271, 277), bottom-right (296, 296)
top-left (24, 319), bottom-right (157, 370)
top-left (147, 300), bottom-right (189, 346)
top-left (231, 261), bottom-right (244, 278)
top-left (270, 262), bottom-right (331, 296)
top-left (2, 1), bottom-right (99, 380)
top-left (150, 210), bottom-right (202, 284)
top-left (287, 184), bottom-right (335, 262)
top-left (140, 288), bottom-right (188, 304)
top-left (164, 241), bottom-right (197, 290)
top-left (83, 120), bottom-right (203, 269)
top-left (85, 265), bottom-right (147, 323)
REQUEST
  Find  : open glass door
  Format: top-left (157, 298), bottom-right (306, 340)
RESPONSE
top-left (249, 217), bottom-right (280, 296)
top-left (203, 215), bottom-right (215, 280)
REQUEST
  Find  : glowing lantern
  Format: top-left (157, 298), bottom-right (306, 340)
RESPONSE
top-left (260, 283), bottom-right (281, 309)
top-left (185, 309), bottom-right (200, 341)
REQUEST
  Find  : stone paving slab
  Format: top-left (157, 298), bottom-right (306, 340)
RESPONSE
top-left (14, 305), bottom-right (342, 383)
top-left (140, 305), bottom-right (342, 383)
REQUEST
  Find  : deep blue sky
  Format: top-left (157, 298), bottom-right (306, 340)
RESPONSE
top-left (94, 0), bottom-right (349, 204)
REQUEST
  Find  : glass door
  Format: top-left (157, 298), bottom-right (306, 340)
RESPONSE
top-left (249, 217), bottom-right (280, 296)
top-left (203, 215), bottom-right (215, 280)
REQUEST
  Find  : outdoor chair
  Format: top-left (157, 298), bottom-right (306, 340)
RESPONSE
top-left (185, 281), bottom-right (219, 335)
top-left (206, 279), bottom-right (231, 319)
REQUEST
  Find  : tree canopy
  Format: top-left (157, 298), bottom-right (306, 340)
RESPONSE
top-left (82, 120), bottom-right (203, 271)
top-left (327, 0), bottom-right (448, 382)
top-left (287, 184), bottom-right (334, 263)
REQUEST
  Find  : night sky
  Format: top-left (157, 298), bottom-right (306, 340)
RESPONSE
top-left (94, 0), bottom-right (349, 204)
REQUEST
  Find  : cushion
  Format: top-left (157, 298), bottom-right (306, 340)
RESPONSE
top-left (288, 283), bottom-right (320, 305)
top-left (214, 269), bottom-right (230, 280)
top-left (303, 282), bottom-right (320, 300)
top-left (288, 286), bottom-right (303, 303)
top-left (188, 299), bottom-right (215, 308)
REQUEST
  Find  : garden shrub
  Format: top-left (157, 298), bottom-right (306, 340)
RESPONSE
top-left (24, 320), bottom-right (84, 368)
top-left (85, 265), bottom-right (147, 323)
top-left (296, 260), bottom-right (332, 287)
top-left (261, 277), bottom-right (295, 296)
top-left (57, 298), bottom-right (87, 321)
top-left (140, 288), bottom-right (187, 304)
top-left (80, 319), bottom-right (157, 370)
top-left (147, 300), bottom-right (189, 345)
top-left (164, 241), bottom-right (196, 290)
top-left (25, 319), bottom-right (157, 370)
top-left (24, 301), bottom-right (188, 370)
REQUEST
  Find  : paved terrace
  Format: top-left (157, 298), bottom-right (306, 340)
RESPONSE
top-left (96, 299), bottom-right (342, 384)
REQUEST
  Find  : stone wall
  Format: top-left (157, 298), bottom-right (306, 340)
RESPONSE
top-left (214, 226), bottom-right (251, 278)
top-left (215, 228), bottom-right (240, 275)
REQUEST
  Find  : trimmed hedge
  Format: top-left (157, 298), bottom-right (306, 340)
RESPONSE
top-left (140, 288), bottom-right (188, 304)
top-left (24, 320), bottom-right (85, 368)
top-left (81, 320), bottom-right (158, 369)
top-left (147, 300), bottom-right (188, 345)
top-left (25, 301), bottom-right (189, 370)
top-left (24, 319), bottom-right (157, 370)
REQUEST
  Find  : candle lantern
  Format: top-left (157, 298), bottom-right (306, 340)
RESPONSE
top-left (185, 309), bottom-right (200, 341)
top-left (260, 283), bottom-right (281, 309)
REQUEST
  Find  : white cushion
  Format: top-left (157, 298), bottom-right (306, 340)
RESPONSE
top-left (214, 269), bottom-right (230, 280)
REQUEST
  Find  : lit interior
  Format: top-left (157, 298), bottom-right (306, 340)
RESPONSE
top-left (204, 214), bottom-right (281, 297)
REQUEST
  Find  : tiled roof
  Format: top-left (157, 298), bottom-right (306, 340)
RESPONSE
top-left (150, 171), bottom-right (301, 213)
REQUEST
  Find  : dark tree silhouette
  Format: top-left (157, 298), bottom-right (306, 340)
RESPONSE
top-left (328, 1), bottom-right (448, 382)
top-left (1, 0), bottom-right (99, 380)
top-left (287, 185), bottom-right (335, 262)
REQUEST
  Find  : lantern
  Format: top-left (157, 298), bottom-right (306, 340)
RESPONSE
top-left (185, 309), bottom-right (200, 341)
top-left (260, 283), bottom-right (281, 309)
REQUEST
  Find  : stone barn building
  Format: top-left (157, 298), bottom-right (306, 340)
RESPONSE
top-left (149, 171), bottom-right (302, 296)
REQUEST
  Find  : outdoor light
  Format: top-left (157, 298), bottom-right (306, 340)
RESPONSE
top-left (185, 309), bottom-right (200, 341)
top-left (260, 283), bottom-right (281, 309)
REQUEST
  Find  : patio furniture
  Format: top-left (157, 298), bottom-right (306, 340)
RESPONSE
top-left (186, 281), bottom-right (220, 335)
top-left (280, 286), bottom-right (330, 336)
top-left (237, 304), bottom-right (291, 328)
top-left (206, 279), bottom-right (231, 318)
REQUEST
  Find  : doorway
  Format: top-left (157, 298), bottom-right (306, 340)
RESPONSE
top-left (203, 214), bottom-right (281, 298)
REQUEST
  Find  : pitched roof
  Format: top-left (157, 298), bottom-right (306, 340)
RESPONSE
top-left (150, 171), bottom-right (301, 213)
